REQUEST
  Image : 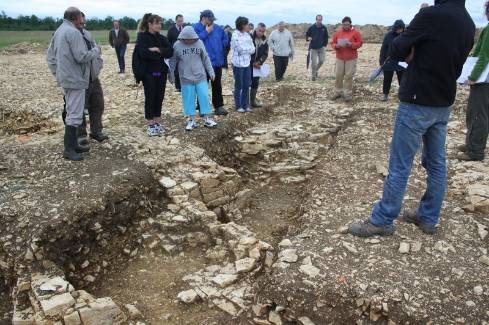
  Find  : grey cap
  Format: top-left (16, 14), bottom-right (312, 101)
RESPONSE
top-left (178, 26), bottom-right (199, 40)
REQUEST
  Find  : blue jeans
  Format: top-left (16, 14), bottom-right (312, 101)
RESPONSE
top-left (115, 45), bottom-right (127, 71)
top-left (233, 66), bottom-right (251, 109)
top-left (370, 102), bottom-right (452, 227)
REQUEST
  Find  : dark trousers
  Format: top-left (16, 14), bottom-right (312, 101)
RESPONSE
top-left (143, 73), bottom-right (167, 120)
top-left (210, 67), bottom-right (224, 109)
top-left (174, 65), bottom-right (181, 92)
top-left (273, 55), bottom-right (289, 81)
top-left (62, 79), bottom-right (104, 137)
top-left (251, 76), bottom-right (260, 90)
top-left (383, 70), bottom-right (403, 95)
top-left (465, 83), bottom-right (489, 159)
top-left (115, 45), bottom-right (127, 71)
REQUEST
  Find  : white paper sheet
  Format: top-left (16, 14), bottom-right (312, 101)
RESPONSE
top-left (457, 57), bottom-right (489, 84)
top-left (398, 62), bottom-right (408, 69)
top-left (253, 64), bottom-right (271, 78)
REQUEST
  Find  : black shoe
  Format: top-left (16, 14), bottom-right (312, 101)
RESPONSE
top-left (78, 137), bottom-right (89, 146)
top-left (90, 133), bottom-right (109, 142)
top-left (215, 107), bottom-right (228, 116)
top-left (64, 126), bottom-right (83, 161)
top-left (457, 144), bottom-right (467, 153)
top-left (75, 143), bottom-right (90, 153)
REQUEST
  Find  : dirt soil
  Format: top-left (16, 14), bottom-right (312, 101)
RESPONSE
top-left (1, 38), bottom-right (488, 325)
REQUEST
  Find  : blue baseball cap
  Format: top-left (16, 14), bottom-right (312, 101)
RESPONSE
top-left (200, 10), bottom-right (216, 21)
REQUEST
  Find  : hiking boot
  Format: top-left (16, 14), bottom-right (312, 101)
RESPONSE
top-left (344, 95), bottom-right (353, 102)
top-left (90, 133), bottom-right (109, 142)
top-left (245, 107), bottom-right (253, 113)
top-left (349, 219), bottom-right (395, 237)
top-left (63, 125), bottom-right (83, 161)
top-left (237, 108), bottom-right (246, 113)
top-left (380, 94), bottom-right (389, 101)
top-left (215, 107), bottom-right (228, 116)
top-left (457, 144), bottom-right (467, 153)
top-left (331, 93), bottom-right (343, 100)
top-left (185, 120), bottom-right (196, 131)
top-left (78, 136), bottom-right (89, 146)
top-left (401, 210), bottom-right (437, 235)
top-left (204, 118), bottom-right (217, 128)
top-left (457, 151), bottom-right (483, 161)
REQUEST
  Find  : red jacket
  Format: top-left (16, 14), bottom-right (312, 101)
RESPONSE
top-left (331, 28), bottom-right (363, 61)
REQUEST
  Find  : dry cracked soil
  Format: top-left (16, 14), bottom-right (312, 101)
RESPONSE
top-left (0, 40), bottom-right (488, 325)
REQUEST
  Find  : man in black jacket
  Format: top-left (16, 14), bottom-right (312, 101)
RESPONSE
top-left (306, 14), bottom-right (328, 81)
top-left (250, 23), bottom-right (269, 108)
top-left (350, 0), bottom-right (475, 237)
top-left (109, 20), bottom-right (130, 73)
top-left (167, 14), bottom-right (184, 92)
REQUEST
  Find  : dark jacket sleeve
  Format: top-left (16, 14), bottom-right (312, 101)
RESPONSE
top-left (306, 26), bottom-right (312, 39)
top-left (324, 28), bottom-right (329, 47)
top-left (167, 26), bottom-right (177, 45)
top-left (221, 27), bottom-right (229, 48)
top-left (258, 43), bottom-right (269, 65)
top-left (159, 35), bottom-right (174, 59)
top-left (389, 11), bottom-right (429, 61)
top-left (137, 33), bottom-right (161, 61)
top-left (123, 29), bottom-right (130, 44)
top-left (379, 33), bottom-right (389, 65)
top-left (109, 30), bottom-right (114, 47)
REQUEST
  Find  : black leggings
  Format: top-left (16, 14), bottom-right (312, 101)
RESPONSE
top-left (383, 70), bottom-right (403, 95)
top-left (143, 73), bottom-right (167, 120)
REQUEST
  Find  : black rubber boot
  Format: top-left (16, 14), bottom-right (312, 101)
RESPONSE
top-left (63, 125), bottom-right (83, 161)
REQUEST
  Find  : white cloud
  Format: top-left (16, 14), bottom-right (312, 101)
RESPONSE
top-left (1, 0), bottom-right (487, 26)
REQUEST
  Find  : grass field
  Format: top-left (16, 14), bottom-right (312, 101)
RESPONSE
top-left (0, 30), bottom-right (156, 48)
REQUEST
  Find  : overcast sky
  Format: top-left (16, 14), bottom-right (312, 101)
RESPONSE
top-left (1, 0), bottom-right (488, 27)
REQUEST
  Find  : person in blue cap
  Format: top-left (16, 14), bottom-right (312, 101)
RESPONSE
top-left (193, 10), bottom-right (230, 116)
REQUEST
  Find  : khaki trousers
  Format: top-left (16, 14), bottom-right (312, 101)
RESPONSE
top-left (335, 59), bottom-right (357, 97)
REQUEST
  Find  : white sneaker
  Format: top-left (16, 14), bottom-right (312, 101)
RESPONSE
top-left (185, 119), bottom-right (196, 131)
top-left (237, 108), bottom-right (246, 113)
top-left (147, 125), bottom-right (159, 137)
top-left (245, 107), bottom-right (253, 112)
top-left (204, 118), bottom-right (217, 128)
top-left (155, 123), bottom-right (165, 136)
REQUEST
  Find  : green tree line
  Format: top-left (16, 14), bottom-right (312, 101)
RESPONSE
top-left (0, 11), bottom-right (175, 31)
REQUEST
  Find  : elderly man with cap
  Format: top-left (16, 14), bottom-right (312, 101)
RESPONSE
top-left (47, 7), bottom-right (101, 161)
top-left (193, 9), bottom-right (229, 116)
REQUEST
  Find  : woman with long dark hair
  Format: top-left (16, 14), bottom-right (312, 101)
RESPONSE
top-left (136, 14), bottom-right (173, 136)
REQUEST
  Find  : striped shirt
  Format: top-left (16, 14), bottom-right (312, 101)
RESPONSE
top-left (231, 30), bottom-right (255, 68)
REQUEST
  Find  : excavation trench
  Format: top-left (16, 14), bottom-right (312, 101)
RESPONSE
top-left (86, 84), bottom-right (325, 324)
top-left (1, 83), bottom-right (355, 324)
